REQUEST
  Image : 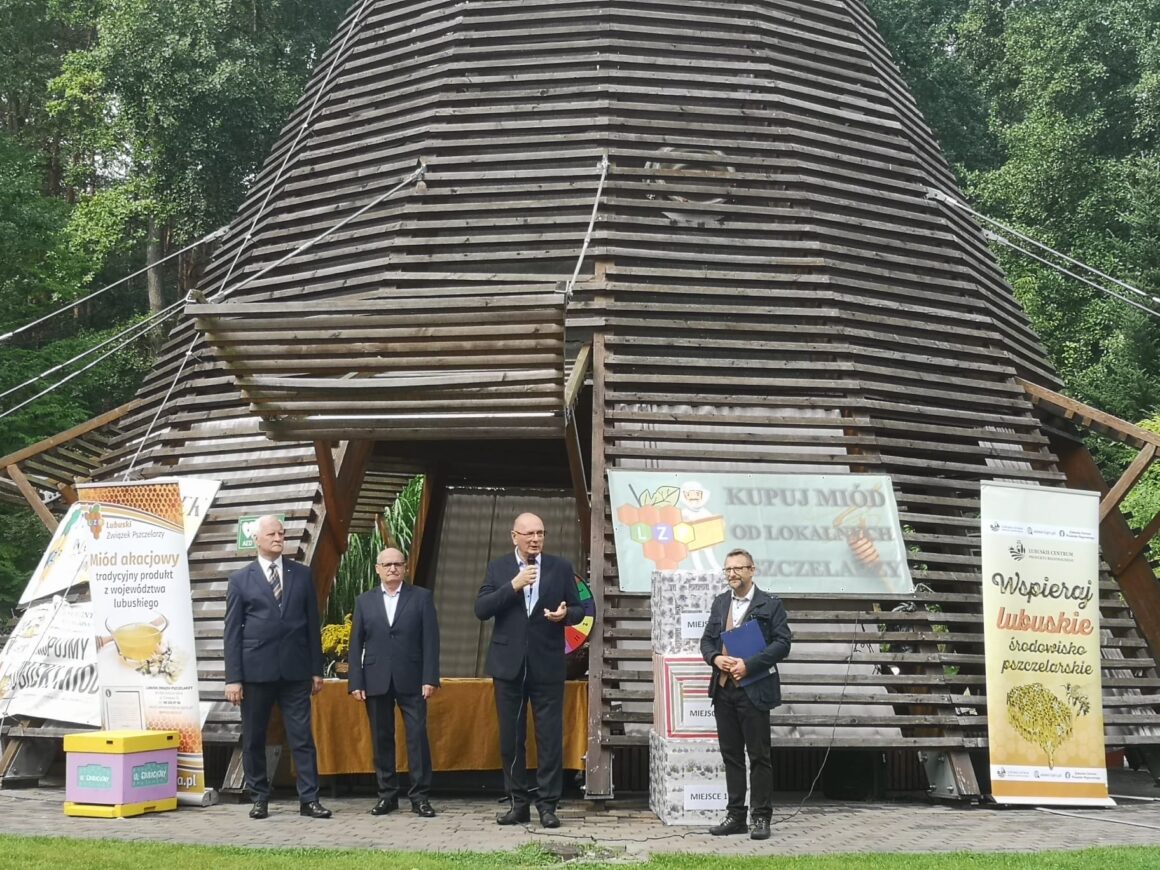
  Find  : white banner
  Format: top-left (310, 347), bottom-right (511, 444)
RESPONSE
top-left (0, 599), bottom-right (100, 726)
top-left (19, 477), bottom-right (220, 606)
top-left (981, 482), bottom-right (1111, 807)
top-left (609, 471), bottom-right (914, 594)
top-left (77, 480), bottom-right (207, 805)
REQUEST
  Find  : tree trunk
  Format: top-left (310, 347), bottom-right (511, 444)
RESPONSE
top-left (146, 215), bottom-right (166, 349)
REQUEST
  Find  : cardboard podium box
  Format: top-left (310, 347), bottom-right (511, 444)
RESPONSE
top-left (63, 730), bottom-right (179, 818)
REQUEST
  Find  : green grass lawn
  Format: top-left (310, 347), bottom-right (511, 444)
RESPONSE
top-left (1, 837), bottom-right (1158, 869)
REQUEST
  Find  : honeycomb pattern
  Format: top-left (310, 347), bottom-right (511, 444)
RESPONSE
top-left (82, 483), bottom-right (183, 526)
top-left (145, 711), bottom-right (203, 754)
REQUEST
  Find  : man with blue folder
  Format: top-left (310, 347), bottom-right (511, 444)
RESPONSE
top-left (699, 548), bottom-right (792, 840)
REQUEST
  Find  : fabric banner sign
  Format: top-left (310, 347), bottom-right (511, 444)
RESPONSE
top-left (0, 598), bottom-right (100, 725)
top-left (981, 482), bottom-right (1111, 806)
top-left (19, 502), bottom-right (89, 606)
top-left (19, 477), bottom-right (220, 606)
top-left (608, 471), bottom-right (914, 594)
top-left (76, 480), bottom-right (207, 805)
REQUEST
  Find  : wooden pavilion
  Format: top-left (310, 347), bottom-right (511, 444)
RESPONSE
top-left (5, 0), bottom-right (1160, 799)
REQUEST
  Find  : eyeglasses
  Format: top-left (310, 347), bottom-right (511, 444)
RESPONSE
top-left (723, 566), bottom-right (754, 574)
top-left (377, 561), bottom-right (405, 569)
top-left (513, 530), bottom-right (545, 538)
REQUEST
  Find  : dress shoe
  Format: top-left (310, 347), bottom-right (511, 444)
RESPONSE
top-left (496, 805), bottom-right (531, 825)
top-left (709, 814), bottom-right (748, 836)
top-left (750, 817), bottom-right (771, 840)
top-left (539, 809), bottom-right (561, 829)
top-left (249, 800), bottom-right (268, 820)
top-left (370, 798), bottom-right (399, 816)
top-left (299, 800), bottom-right (333, 819)
top-left (411, 799), bottom-right (436, 818)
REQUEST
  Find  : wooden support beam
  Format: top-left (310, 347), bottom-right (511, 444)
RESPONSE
top-left (0, 399), bottom-right (139, 470)
top-left (307, 440), bottom-right (373, 609)
top-left (314, 441), bottom-right (347, 555)
top-left (565, 343), bottom-right (592, 412)
top-left (1053, 436), bottom-right (1160, 662)
top-left (6, 465), bottom-right (57, 532)
top-left (408, 470), bottom-right (434, 586)
top-left (1114, 509), bottom-right (1160, 574)
top-left (412, 467), bottom-right (447, 591)
top-left (585, 333), bottom-right (613, 799)
top-left (1018, 378), bottom-right (1160, 450)
top-left (565, 410), bottom-right (591, 554)
top-left (1100, 443), bottom-right (1156, 522)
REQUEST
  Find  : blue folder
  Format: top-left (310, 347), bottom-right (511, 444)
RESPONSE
top-left (720, 619), bottom-right (767, 687)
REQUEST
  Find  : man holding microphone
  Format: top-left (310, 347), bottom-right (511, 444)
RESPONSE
top-left (475, 512), bottom-right (583, 829)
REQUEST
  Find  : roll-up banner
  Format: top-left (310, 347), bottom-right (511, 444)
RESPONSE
top-left (76, 480), bottom-right (207, 806)
top-left (19, 477), bottom-right (220, 606)
top-left (981, 482), bottom-right (1111, 806)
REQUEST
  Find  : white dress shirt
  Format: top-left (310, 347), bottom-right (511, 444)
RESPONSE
top-left (518, 548), bottom-right (538, 615)
top-left (730, 584), bottom-right (755, 625)
top-left (382, 583), bottom-right (402, 625)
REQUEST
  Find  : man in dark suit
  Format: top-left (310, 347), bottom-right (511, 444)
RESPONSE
top-left (699, 547), bottom-right (791, 841)
top-left (474, 512), bottom-right (583, 829)
top-left (224, 515), bottom-right (331, 820)
top-left (348, 546), bottom-right (440, 818)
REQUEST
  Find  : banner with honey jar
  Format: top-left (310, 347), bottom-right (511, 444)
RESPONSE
top-left (608, 471), bottom-right (914, 595)
top-left (76, 480), bottom-right (208, 806)
top-left (981, 482), bottom-right (1111, 806)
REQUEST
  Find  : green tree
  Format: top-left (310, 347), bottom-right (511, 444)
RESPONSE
top-left (956, 0), bottom-right (1160, 422)
top-left (1, 1), bottom-right (349, 610)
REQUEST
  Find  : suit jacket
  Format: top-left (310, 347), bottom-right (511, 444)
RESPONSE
top-left (224, 558), bottom-right (324, 684)
top-left (699, 585), bottom-right (792, 712)
top-left (474, 553), bottom-right (584, 684)
top-left (347, 582), bottom-right (440, 696)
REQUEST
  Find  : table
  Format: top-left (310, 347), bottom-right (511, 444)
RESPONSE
top-left (304, 678), bottom-right (589, 776)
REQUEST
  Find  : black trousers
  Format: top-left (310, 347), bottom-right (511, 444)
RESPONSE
top-left (364, 685), bottom-right (432, 802)
top-left (713, 679), bottom-right (772, 819)
top-left (241, 679), bottom-right (319, 802)
top-left (493, 670), bottom-right (565, 813)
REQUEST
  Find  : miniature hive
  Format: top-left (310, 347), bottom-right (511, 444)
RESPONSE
top-left (63, 730), bottom-right (179, 818)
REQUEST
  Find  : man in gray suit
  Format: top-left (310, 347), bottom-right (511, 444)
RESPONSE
top-left (348, 546), bottom-right (440, 818)
top-left (224, 515), bottom-right (331, 820)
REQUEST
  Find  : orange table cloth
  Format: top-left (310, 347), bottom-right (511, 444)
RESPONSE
top-left (306, 678), bottom-right (589, 775)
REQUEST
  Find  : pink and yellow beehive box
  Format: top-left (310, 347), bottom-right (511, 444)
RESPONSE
top-left (63, 730), bottom-right (179, 818)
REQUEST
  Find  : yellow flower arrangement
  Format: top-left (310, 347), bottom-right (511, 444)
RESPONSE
top-left (320, 614), bottom-right (352, 675)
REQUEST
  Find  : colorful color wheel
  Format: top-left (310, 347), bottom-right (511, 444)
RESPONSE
top-left (564, 573), bottom-right (595, 654)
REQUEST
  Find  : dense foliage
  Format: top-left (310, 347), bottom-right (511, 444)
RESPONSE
top-left (0, 0), bottom-right (348, 611)
top-left (2, 1), bottom-right (1160, 609)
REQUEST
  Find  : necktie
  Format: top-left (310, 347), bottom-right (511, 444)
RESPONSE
top-left (269, 563), bottom-right (283, 604)
top-left (525, 561), bottom-right (536, 615)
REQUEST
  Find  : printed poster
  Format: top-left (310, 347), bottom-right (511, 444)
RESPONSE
top-left (981, 482), bottom-right (1112, 806)
top-left (608, 471), bottom-right (914, 594)
top-left (77, 480), bottom-right (207, 805)
top-left (19, 477), bottom-right (220, 606)
top-left (0, 598), bottom-right (100, 725)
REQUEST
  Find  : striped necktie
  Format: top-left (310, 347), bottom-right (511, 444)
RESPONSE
top-left (269, 563), bottom-right (283, 603)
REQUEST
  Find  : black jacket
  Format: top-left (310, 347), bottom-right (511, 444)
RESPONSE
top-left (474, 553), bottom-right (583, 683)
top-left (347, 582), bottom-right (440, 696)
top-left (699, 585), bottom-right (792, 712)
